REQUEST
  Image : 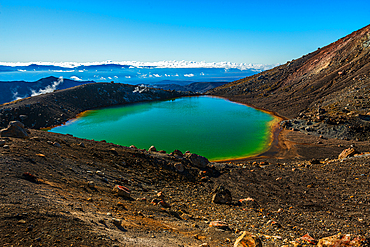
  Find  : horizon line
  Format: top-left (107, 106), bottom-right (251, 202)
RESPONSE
top-left (0, 60), bottom-right (278, 71)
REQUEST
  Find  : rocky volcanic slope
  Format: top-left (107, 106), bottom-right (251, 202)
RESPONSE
top-left (208, 24), bottom-right (370, 141)
top-left (0, 83), bottom-right (194, 129)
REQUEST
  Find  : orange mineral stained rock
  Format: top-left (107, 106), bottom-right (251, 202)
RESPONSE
top-left (113, 185), bottom-right (131, 198)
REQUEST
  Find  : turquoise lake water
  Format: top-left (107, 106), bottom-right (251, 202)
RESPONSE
top-left (49, 96), bottom-right (275, 161)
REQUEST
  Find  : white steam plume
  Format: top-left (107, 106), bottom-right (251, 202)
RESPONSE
top-left (31, 76), bottom-right (64, 97)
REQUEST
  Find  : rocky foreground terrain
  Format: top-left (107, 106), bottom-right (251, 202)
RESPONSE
top-left (1, 25), bottom-right (370, 246)
top-left (0, 122), bottom-right (369, 247)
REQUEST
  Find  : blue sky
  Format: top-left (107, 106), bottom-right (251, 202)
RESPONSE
top-left (1, 0), bottom-right (369, 64)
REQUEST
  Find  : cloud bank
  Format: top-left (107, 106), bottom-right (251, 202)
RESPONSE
top-left (0, 60), bottom-right (277, 71)
top-left (31, 76), bottom-right (64, 97)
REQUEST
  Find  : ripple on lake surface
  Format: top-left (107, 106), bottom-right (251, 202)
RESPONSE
top-left (49, 96), bottom-right (275, 161)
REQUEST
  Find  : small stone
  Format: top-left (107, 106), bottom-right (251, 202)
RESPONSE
top-left (234, 231), bottom-right (262, 247)
top-left (18, 219), bottom-right (26, 224)
top-left (31, 136), bottom-right (40, 141)
top-left (19, 115), bottom-right (28, 120)
top-left (338, 148), bottom-right (357, 159)
top-left (148, 145), bottom-right (157, 152)
top-left (87, 181), bottom-right (95, 188)
top-left (171, 149), bottom-right (183, 157)
top-left (22, 172), bottom-right (38, 183)
top-left (239, 198), bottom-right (259, 208)
top-left (113, 185), bottom-right (131, 198)
top-left (78, 142), bottom-right (85, 148)
top-left (133, 211), bottom-right (144, 216)
top-left (159, 200), bottom-right (171, 208)
top-left (297, 233), bottom-right (317, 245)
top-left (130, 145), bottom-right (138, 149)
top-left (174, 163), bottom-right (185, 173)
top-left (0, 140), bottom-right (5, 147)
top-left (111, 218), bottom-right (122, 227)
top-left (96, 170), bottom-right (104, 176)
top-left (53, 142), bottom-right (62, 148)
top-left (151, 198), bottom-right (160, 205)
top-left (209, 221), bottom-right (229, 230)
top-left (212, 185), bottom-right (232, 204)
top-left (157, 191), bottom-right (165, 199)
top-left (199, 243), bottom-right (210, 247)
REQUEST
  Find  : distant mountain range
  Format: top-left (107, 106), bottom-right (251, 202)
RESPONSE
top-left (144, 81), bottom-right (229, 93)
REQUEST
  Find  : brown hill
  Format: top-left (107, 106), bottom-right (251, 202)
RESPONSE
top-left (208, 25), bottom-right (370, 141)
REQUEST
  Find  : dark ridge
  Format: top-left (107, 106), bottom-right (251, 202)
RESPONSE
top-left (0, 82), bottom-right (195, 129)
top-left (0, 76), bottom-right (93, 104)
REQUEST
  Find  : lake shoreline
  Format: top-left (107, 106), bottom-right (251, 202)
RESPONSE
top-left (210, 96), bottom-right (288, 163)
top-left (49, 95), bottom-right (274, 161)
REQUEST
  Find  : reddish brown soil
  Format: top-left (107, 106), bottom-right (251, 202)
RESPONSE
top-left (1, 125), bottom-right (370, 246)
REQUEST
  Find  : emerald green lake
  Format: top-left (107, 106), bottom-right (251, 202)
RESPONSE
top-left (49, 96), bottom-right (275, 161)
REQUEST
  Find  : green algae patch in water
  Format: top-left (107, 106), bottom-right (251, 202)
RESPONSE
top-left (49, 96), bottom-right (275, 161)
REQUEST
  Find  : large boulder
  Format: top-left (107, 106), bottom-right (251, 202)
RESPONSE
top-left (184, 152), bottom-right (209, 168)
top-left (0, 121), bottom-right (29, 139)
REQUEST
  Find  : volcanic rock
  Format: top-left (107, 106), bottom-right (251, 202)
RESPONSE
top-left (317, 234), bottom-right (367, 247)
top-left (234, 231), bottom-right (262, 247)
top-left (209, 221), bottom-right (229, 230)
top-left (171, 149), bottom-right (184, 157)
top-left (211, 185), bottom-right (232, 204)
top-left (238, 198), bottom-right (259, 208)
top-left (184, 152), bottom-right (209, 168)
top-left (174, 163), bottom-right (185, 173)
top-left (338, 148), bottom-right (358, 159)
top-left (1, 121), bottom-right (29, 139)
top-left (113, 185), bottom-right (131, 198)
